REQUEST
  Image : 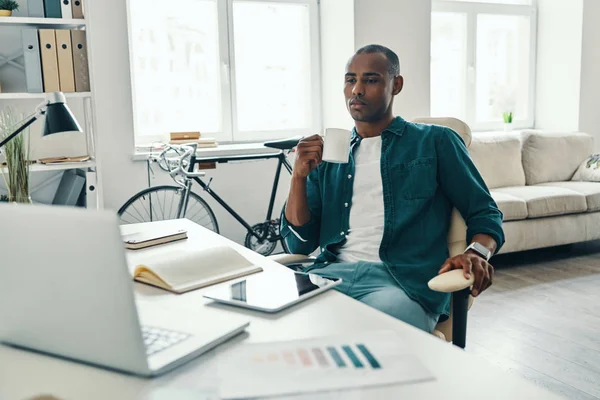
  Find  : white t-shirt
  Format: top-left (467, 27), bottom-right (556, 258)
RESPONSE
top-left (336, 136), bottom-right (385, 263)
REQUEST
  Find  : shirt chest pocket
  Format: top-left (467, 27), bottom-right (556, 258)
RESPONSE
top-left (393, 157), bottom-right (437, 200)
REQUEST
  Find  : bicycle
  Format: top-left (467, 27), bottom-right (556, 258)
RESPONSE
top-left (117, 137), bottom-right (301, 256)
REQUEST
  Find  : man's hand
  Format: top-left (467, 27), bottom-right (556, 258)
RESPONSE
top-left (292, 134), bottom-right (323, 179)
top-left (437, 252), bottom-right (494, 297)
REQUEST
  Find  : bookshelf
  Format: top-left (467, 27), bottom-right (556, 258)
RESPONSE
top-left (0, 17), bottom-right (86, 28)
top-left (0, 10), bottom-right (100, 209)
top-left (1, 160), bottom-right (95, 173)
top-left (0, 91), bottom-right (90, 100)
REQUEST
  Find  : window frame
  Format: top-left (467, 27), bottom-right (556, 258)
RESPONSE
top-left (431, 0), bottom-right (538, 131)
top-left (126, 0), bottom-right (322, 146)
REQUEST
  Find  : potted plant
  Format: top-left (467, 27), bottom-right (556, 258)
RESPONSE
top-left (502, 111), bottom-right (513, 132)
top-left (0, 107), bottom-right (31, 204)
top-left (0, 0), bottom-right (19, 16)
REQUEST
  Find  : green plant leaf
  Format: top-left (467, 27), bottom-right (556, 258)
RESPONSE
top-left (0, 0), bottom-right (20, 11)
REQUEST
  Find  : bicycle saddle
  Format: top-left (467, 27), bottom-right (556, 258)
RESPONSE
top-left (264, 136), bottom-right (302, 150)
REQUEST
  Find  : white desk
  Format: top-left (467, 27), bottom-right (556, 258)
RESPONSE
top-left (0, 219), bottom-right (562, 400)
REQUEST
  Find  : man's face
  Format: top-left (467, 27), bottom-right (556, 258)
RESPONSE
top-left (344, 52), bottom-right (402, 122)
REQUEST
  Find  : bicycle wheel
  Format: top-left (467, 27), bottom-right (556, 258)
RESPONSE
top-left (118, 185), bottom-right (219, 233)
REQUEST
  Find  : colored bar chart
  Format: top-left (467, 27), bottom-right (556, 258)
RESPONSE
top-left (250, 343), bottom-right (382, 370)
top-left (217, 331), bottom-right (435, 399)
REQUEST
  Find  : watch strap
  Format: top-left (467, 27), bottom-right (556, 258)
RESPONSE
top-left (464, 242), bottom-right (491, 261)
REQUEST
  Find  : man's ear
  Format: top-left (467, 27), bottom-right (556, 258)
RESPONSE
top-left (393, 75), bottom-right (404, 95)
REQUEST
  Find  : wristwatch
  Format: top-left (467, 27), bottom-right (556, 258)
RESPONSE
top-left (464, 242), bottom-right (491, 261)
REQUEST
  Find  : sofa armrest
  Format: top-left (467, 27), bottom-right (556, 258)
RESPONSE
top-left (428, 269), bottom-right (474, 293)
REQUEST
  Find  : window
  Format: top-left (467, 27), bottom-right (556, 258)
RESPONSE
top-left (126, 0), bottom-right (321, 145)
top-left (431, 0), bottom-right (537, 131)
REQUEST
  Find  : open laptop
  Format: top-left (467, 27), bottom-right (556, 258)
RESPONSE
top-left (0, 203), bottom-right (250, 377)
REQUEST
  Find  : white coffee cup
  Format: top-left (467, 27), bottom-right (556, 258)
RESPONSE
top-left (322, 128), bottom-right (352, 164)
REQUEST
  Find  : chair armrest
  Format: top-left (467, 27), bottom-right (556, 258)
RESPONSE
top-left (428, 269), bottom-right (474, 293)
top-left (268, 254), bottom-right (316, 266)
top-left (428, 270), bottom-right (475, 349)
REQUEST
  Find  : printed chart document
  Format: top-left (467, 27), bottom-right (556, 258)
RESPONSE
top-left (217, 330), bottom-right (435, 399)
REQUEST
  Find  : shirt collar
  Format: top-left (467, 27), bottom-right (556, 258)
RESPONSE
top-left (351, 116), bottom-right (407, 143)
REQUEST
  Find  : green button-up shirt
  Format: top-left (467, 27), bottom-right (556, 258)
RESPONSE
top-left (281, 116), bottom-right (504, 316)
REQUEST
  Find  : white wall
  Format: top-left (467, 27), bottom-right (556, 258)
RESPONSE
top-left (320, 0), bottom-right (355, 130)
top-left (86, 0), bottom-right (291, 246)
top-left (579, 0), bottom-right (600, 151)
top-left (535, 0), bottom-right (584, 131)
top-left (354, 0), bottom-right (432, 121)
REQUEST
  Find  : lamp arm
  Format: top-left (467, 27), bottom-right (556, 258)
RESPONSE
top-left (0, 115), bottom-right (38, 149)
top-left (0, 105), bottom-right (46, 150)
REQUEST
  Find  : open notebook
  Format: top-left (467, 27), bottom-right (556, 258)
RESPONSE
top-left (132, 246), bottom-right (263, 294)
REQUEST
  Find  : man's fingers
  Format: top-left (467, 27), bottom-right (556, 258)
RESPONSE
top-left (303, 153), bottom-right (321, 168)
top-left (471, 259), bottom-right (485, 297)
top-left (297, 144), bottom-right (323, 154)
top-left (438, 258), bottom-right (453, 274)
top-left (300, 151), bottom-right (322, 165)
top-left (484, 264), bottom-right (494, 291)
top-left (461, 257), bottom-right (473, 280)
top-left (298, 135), bottom-right (324, 145)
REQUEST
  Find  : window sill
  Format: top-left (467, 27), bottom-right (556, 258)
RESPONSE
top-left (132, 142), bottom-right (281, 162)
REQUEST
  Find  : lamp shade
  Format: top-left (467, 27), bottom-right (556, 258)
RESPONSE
top-left (42, 92), bottom-right (83, 137)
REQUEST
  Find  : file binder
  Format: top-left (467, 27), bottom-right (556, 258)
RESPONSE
top-left (61, 0), bottom-right (73, 19)
top-left (52, 169), bottom-right (85, 207)
top-left (55, 29), bottom-right (75, 92)
top-left (43, 0), bottom-right (62, 18)
top-left (21, 29), bottom-right (43, 93)
top-left (71, 0), bottom-right (84, 19)
top-left (38, 29), bottom-right (60, 93)
top-left (70, 30), bottom-right (90, 92)
top-left (27, 0), bottom-right (45, 17)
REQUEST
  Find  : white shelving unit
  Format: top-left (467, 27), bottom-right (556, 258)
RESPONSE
top-left (0, 17), bottom-right (86, 28)
top-left (1, 160), bottom-right (96, 174)
top-left (0, 92), bottom-right (91, 100)
top-left (0, 14), bottom-right (100, 209)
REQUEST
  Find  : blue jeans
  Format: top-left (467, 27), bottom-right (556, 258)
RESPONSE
top-left (307, 261), bottom-right (440, 333)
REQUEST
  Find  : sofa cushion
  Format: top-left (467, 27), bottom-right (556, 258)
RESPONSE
top-left (489, 191), bottom-right (528, 221)
top-left (493, 186), bottom-right (587, 218)
top-left (521, 131), bottom-right (594, 185)
top-left (537, 181), bottom-right (600, 212)
top-left (469, 134), bottom-right (525, 189)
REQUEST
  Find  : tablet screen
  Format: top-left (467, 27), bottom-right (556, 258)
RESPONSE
top-left (204, 271), bottom-right (340, 311)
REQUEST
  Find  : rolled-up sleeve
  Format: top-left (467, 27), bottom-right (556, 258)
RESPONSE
top-left (280, 169), bottom-right (322, 255)
top-left (436, 128), bottom-right (505, 253)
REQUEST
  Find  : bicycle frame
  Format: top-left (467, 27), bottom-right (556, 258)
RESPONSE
top-left (185, 151), bottom-right (293, 241)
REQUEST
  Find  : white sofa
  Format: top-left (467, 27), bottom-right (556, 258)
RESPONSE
top-left (467, 130), bottom-right (600, 254)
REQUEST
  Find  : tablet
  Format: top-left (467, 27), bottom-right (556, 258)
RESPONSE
top-left (203, 271), bottom-right (342, 313)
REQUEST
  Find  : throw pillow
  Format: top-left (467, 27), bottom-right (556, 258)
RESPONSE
top-left (572, 154), bottom-right (600, 181)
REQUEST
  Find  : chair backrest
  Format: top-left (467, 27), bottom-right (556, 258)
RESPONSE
top-left (411, 116), bottom-right (471, 257)
top-left (411, 116), bottom-right (472, 342)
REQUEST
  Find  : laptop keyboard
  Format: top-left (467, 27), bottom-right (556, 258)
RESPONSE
top-left (142, 326), bottom-right (191, 356)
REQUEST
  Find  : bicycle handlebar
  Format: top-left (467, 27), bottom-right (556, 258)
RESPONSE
top-left (150, 143), bottom-right (206, 180)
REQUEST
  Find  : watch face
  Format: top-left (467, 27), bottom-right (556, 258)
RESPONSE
top-left (472, 243), bottom-right (490, 260)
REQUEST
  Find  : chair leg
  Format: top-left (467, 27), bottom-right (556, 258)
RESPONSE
top-left (451, 288), bottom-right (470, 349)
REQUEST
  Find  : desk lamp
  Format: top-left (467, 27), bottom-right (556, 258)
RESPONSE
top-left (0, 92), bottom-right (83, 150)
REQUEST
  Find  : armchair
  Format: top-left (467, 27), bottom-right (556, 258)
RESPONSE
top-left (269, 117), bottom-right (476, 349)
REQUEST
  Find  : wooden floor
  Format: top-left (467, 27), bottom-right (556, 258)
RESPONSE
top-left (467, 240), bottom-right (600, 399)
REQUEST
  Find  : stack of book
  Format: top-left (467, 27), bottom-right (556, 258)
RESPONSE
top-left (169, 132), bottom-right (218, 149)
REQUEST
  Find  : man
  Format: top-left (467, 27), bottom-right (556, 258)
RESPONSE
top-left (281, 44), bottom-right (504, 333)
